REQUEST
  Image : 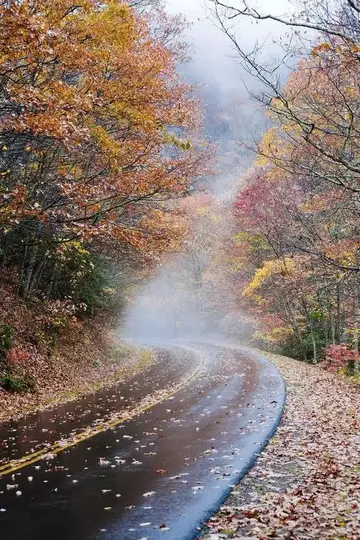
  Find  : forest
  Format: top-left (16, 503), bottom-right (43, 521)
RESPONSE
top-left (0, 0), bottom-right (208, 393)
top-left (127, 1), bottom-right (360, 377)
top-left (0, 2), bottom-right (360, 539)
top-left (196, 0), bottom-right (360, 373)
top-left (1, 0), bottom-right (360, 401)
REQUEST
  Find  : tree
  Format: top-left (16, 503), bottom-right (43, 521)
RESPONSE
top-left (0, 0), bottom-right (208, 303)
top-left (203, 0), bottom-right (360, 367)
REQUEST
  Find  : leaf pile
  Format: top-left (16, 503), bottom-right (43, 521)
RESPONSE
top-left (203, 351), bottom-right (360, 539)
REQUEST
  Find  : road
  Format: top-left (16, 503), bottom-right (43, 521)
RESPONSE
top-left (0, 341), bottom-right (285, 540)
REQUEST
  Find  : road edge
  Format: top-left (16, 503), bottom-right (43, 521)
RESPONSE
top-left (193, 342), bottom-right (287, 539)
top-left (0, 345), bottom-right (206, 478)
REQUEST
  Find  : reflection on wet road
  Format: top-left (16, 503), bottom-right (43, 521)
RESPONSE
top-left (0, 341), bottom-right (285, 540)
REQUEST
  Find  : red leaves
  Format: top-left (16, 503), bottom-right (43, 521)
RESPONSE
top-left (225, 35), bottom-right (360, 365)
top-left (321, 344), bottom-right (359, 373)
top-left (6, 348), bottom-right (31, 364)
top-left (241, 508), bottom-right (260, 518)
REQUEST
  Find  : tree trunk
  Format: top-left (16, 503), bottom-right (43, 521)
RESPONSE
top-left (336, 281), bottom-right (343, 343)
top-left (1, 234), bottom-right (7, 268)
top-left (301, 298), bottom-right (316, 363)
top-left (47, 261), bottom-right (58, 298)
top-left (30, 251), bottom-right (47, 293)
top-left (329, 304), bottom-right (336, 345)
top-left (19, 223), bottom-right (42, 300)
top-left (308, 312), bottom-right (317, 364)
top-left (21, 241), bottom-right (39, 300)
top-left (284, 296), bottom-right (306, 360)
top-left (351, 272), bottom-right (359, 374)
top-left (18, 242), bottom-right (28, 298)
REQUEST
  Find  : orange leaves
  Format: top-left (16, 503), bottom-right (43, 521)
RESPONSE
top-left (311, 42), bottom-right (331, 57)
top-left (229, 36), bottom-right (360, 359)
top-left (0, 0), bottom-right (207, 281)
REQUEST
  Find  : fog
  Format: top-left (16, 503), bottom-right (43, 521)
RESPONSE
top-left (125, 0), bottom-right (294, 341)
top-left (169, 0), bottom-right (295, 195)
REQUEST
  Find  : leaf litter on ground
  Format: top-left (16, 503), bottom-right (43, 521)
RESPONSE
top-left (202, 351), bottom-right (360, 539)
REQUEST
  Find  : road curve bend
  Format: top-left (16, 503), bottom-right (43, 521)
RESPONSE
top-left (0, 341), bottom-right (285, 540)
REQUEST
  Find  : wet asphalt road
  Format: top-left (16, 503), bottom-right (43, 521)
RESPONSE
top-left (0, 341), bottom-right (285, 540)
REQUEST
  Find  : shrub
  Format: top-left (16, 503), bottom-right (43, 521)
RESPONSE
top-left (0, 374), bottom-right (35, 393)
top-left (321, 344), bottom-right (359, 375)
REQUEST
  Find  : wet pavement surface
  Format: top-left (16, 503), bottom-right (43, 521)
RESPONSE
top-left (0, 341), bottom-right (285, 540)
top-left (0, 346), bottom-right (195, 465)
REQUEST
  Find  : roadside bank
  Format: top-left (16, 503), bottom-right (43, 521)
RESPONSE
top-left (202, 350), bottom-right (360, 539)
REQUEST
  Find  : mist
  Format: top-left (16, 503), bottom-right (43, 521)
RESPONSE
top-left (125, 0), bottom-right (293, 341)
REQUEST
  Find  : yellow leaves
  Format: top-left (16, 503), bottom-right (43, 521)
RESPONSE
top-left (91, 125), bottom-right (121, 158)
top-left (256, 155), bottom-right (267, 167)
top-left (269, 97), bottom-right (285, 113)
top-left (300, 195), bottom-right (330, 213)
top-left (256, 127), bottom-right (278, 166)
top-left (351, 44), bottom-right (360, 52)
top-left (196, 206), bottom-right (208, 216)
top-left (57, 162), bottom-right (84, 180)
top-left (127, 108), bottom-right (157, 132)
top-left (0, 0), bottom-right (205, 265)
top-left (80, 0), bottom-right (135, 52)
top-left (56, 165), bottom-right (68, 176)
top-left (234, 232), bottom-right (269, 250)
top-left (243, 258), bottom-right (295, 299)
top-left (311, 42), bottom-right (331, 57)
top-left (324, 242), bottom-right (358, 266)
top-left (255, 127), bottom-right (292, 172)
top-left (56, 241), bottom-right (90, 259)
top-left (210, 214), bottom-right (221, 223)
top-left (164, 133), bottom-right (193, 151)
top-left (234, 232), bottom-right (251, 243)
top-left (231, 257), bottom-right (246, 272)
top-left (253, 326), bottom-right (293, 344)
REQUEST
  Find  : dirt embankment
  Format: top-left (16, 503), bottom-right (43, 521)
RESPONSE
top-left (0, 282), bottom-right (149, 423)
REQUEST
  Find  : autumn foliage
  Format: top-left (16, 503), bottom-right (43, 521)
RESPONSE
top-left (224, 36), bottom-right (360, 370)
top-left (0, 0), bottom-right (210, 392)
top-left (0, 0), bottom-right (206, 303)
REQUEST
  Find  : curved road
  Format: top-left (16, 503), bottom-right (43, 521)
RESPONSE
top-left (0, 341), bottom-right (285, 540)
